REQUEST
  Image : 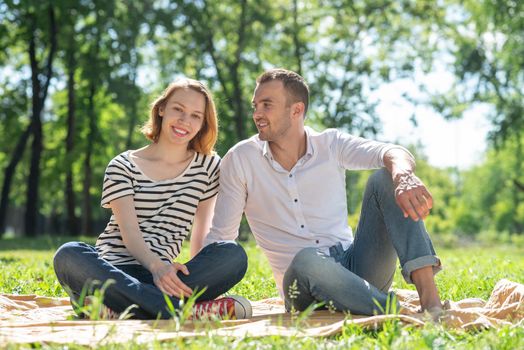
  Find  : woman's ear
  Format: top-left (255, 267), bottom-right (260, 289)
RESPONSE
top-left (158, 106), bottom-right (164, 117)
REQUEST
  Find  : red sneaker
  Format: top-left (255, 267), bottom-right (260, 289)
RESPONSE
top-left (192, 295), bottom-right (252, 320)
top-left (81, 296), bottom-right (121, 320)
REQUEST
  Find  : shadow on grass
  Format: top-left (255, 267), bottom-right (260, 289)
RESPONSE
top-left (0, 256), bottom-right (20, 263)
top-left (0, 235), bottom-right (97, 251)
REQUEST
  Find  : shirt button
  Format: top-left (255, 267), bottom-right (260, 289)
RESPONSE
top-left (289, 174), bottom-right (293, 178)
top-left (316, 240), bottom-right (319, 244)
top-left (294, 199), bottom-right (298, 202)
top-left (300, 225), bottom-right (304, 228)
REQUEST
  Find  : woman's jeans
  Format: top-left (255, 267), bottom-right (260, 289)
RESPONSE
top-left (283, 169), bottom-right (441, 315)
top-left (54, 241), bottom-right (247, 319)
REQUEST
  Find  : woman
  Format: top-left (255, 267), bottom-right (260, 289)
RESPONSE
top-left (54, 79), bottom-right (250, 320)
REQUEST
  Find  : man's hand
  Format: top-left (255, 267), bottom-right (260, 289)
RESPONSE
top-left (151, 262), bottom-right (192, 298)
top-left (393, 172), bottom-right (433, 221)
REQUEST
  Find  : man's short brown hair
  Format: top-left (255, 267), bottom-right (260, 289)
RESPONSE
top-left (256, 68), bottom-right (309, 116)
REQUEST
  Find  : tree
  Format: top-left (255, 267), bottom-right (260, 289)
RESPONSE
top-left (455, 134), bottom-right (524, 234)
top-left (4, 0), bottom-right (510, 237)
top-left (63, 8), bottom-right (79, 235)
top-left (427, 0), bottom-right (524, 233)
top-left (25, 3), bottom-right (58, 237)
top-left (0, 1), bottom-right (57, 236)
top-left (157, 0), bottom-right (263, 151)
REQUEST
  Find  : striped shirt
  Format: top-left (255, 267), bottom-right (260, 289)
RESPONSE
top-left (96, 150), bottom-right (220, 265)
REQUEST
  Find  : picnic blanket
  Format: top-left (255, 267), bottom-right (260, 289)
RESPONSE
top-left (1, 279), bottom-right (523, 346)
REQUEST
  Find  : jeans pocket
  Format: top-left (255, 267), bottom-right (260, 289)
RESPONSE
top-left (329, 242), bottom-right (346, 264)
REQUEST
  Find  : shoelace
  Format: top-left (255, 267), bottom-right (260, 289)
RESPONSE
top-left (193, 299), bottom-right (232, 318)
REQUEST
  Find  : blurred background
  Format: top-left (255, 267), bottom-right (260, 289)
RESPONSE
top-left (0, 0), bottom-right (522, 242)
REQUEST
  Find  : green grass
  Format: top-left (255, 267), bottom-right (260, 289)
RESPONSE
top-left (1, 236), bottom-right (523, 349)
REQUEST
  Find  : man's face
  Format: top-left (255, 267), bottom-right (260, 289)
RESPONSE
top-left (251, 80), bottom-right (292, 142)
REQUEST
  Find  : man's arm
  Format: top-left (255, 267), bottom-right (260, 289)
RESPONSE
top-left (203, 150), bottom-right (247, 245)
top-left (190, 195), bottom-right (217, 258)
top-left (332, 129), bottom-right (432, 221)
top-left (383, 148), bottom-right (433, 221)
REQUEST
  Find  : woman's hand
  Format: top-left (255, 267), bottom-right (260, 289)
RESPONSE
top-left (150, 261), bottom-right (193, 298)
top-left (109, 196), bottom-right (193, 298)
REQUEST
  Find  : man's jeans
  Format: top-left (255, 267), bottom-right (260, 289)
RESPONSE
top-left (53, 241), bottom-right (247, 319)
top-left (283, 169), bottom-right (441, 315)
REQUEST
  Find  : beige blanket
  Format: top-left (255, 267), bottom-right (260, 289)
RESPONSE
top-left (1, 279), bottom-right (523, 346)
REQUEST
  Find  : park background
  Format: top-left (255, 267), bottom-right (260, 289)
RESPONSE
top-left (1, 0), bottom-right (523, 242)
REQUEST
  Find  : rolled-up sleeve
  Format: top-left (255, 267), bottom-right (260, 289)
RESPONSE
top-left (332, 130), bottom-right (410, 170)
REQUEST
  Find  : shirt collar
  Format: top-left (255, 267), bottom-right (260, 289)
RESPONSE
top-left (262, 138), bottom-right (273, 160)
top-left (260, 126), bottom-right (315, 161)
top-left (304, 126), bottom-right (314, 158)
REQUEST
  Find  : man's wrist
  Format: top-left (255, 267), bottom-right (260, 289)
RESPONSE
top-left (392, 169), bottom-right (414, 184)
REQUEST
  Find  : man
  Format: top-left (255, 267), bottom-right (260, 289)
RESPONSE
top-left (205, 68), bottom-right (443, 315)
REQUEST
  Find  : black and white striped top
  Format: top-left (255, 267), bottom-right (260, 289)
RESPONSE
top-left (95, 150), bottom-right (220, 265)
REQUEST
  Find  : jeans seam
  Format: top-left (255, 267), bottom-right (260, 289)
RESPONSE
top-left (379, 269), bottom-right (396, 292)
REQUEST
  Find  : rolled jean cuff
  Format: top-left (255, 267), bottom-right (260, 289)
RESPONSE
top-left (401, 255), bottom-right (442, 284)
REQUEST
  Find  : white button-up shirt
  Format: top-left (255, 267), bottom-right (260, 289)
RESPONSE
top-left (204, 127), bottom-right (402, 294)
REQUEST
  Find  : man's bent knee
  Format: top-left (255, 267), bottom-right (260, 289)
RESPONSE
top-left (366, 168), bottom-right (395, 194)
top-left (289, 247), bottom-right (318, 270)
top-left (369, 168), bottom-right (391, 184)
top-left (283, 248), bottom-right (320, 292)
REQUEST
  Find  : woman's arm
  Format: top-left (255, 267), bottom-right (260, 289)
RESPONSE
top-left (189, 195), bottom-right (217, 258)
top-left (110, 195), bottom-right (193, 297)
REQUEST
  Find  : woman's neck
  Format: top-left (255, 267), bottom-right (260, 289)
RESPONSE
top-left (144, 139), bottom-right (193, 164)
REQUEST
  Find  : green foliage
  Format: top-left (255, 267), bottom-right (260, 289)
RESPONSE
top-left (344, 137), bottom-right (524, 237)
top-left (0, 0), bottom-right (522, 239)
top-left (344, 148), bottom-right (459, 236)
top-left (408, 149), bottom-right (459, 235)
top-left (453, 134), bottom-right (524, 234)
top-left (430, 0), bottom-right (524, 144)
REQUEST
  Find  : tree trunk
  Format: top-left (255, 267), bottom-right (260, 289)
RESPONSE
top-left (25, 18), bottom-right (43, 236)
top-left (513, 134), bottom-right (523, 233)
top-left (81, 83), bottom-right (96, 235)
top-left (231, 72), bottom-right (246, 141)
top-left (24, 110), bottom-right (42, 237)
top-left (65, 36), bottom-right (78, 235)
top-left (0, 125), bottom-right (32, 234)
top-left (80, 10), bottom-right (102, 236)
top-left (230, 0), bottom-right (247, 141)
top-left (125, 66), bottom-right (139, 149)
top-left (24, 6), bottom-right (57, 237)
top-left (125, 99), bottom-right (138, 149)
top-left (187, 1), bottom-right (247, 141)
top-left (292, 0), bottom-right (303, 76)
